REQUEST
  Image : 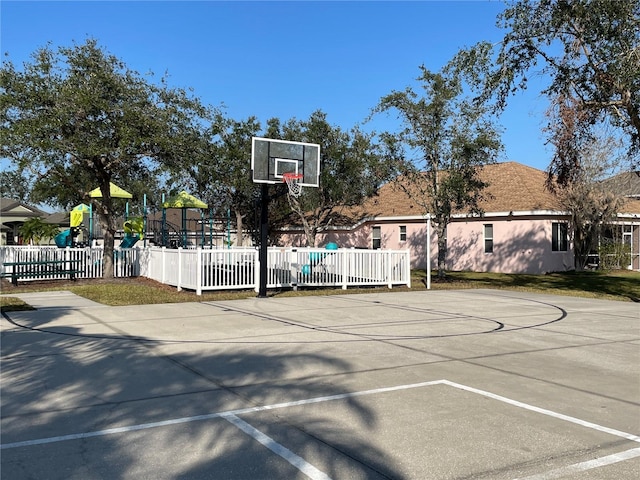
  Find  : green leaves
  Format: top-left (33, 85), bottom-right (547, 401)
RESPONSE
top-left (468, 0), bottom-right (640, 171)
top-left (18, 217), bottom-right (60, 245)
top-left (263, 109), bottom-right (392, 246)
top-left (372, 62), bottom-right (502, 277)
top-left (1, 39), bottom-right (214, 276)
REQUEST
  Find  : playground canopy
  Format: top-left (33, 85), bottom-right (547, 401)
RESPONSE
top-left (70, 204), bottom-right (90, 228)
top-left (162, 191), bottom-right (208, 248)
top-left (86, 184), bottom-right (132, 245)
top-left (72, 203), bottom-right (91, 212)
top-left (89, 183), bottom-right (133, 199)
top-left (162, 191), bottom-right (207, 209)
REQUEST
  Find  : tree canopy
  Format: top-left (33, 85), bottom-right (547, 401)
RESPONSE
top-left (1, 39), bottom-right (213, 276)
top-left (372, 65), bottom-right (503, 278)
top-left (267, 110), bottom-right (393, 247)
top-left (456, 0), bottom-right (640, 182)
top-left (18, 217), bottom-right (60, 245)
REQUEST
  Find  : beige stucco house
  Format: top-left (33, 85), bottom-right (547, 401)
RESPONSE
top-left (277, 162), bottom-right (640, 274)
top-left (0, 197), bottom-right (50, 245)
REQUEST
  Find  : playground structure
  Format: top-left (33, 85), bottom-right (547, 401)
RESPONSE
top-left (301, 241), bottom-right (339, 276)
top-left (121, 217), bottom-right (144, 248)
top-left (54, 203), bottom-right (89, 248)
top-left (159, 191), bottom-right (209, 249)
top-left (51, 183), bottom-right (232, 250)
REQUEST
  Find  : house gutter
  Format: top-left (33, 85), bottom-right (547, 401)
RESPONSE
top-left (278, 210), bottom-right (574, 233)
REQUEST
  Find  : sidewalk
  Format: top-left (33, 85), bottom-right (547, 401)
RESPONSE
top-left (1, 290), bottom-right (104, 309)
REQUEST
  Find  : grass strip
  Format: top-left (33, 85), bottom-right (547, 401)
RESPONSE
top-left (1, 270), bottom-right (638, 313)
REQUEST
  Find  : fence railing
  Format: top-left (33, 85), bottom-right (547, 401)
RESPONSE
top-left (0, 246), bottom-right (141, 280)
top-left (144, 246), bottom-right (411, 294)
top-left (1, 246), bottom-right (412, 294)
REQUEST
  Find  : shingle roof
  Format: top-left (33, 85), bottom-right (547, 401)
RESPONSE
top-left (476, 161), bottom-right (560, 212)
top-left (0, 197), bottom-right (47, 218)
top-left (324, 162), bottom-right (640, 227)
top-left (44, 212), bottom-right (70, 226)
top-left (601, 171), bottom-right (640, 197)
top-left (340, 162), bottom-right (562, 222)
top-left (619, 197), bottom-right (640, 215)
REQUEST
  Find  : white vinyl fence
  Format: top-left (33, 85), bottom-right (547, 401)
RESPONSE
top-left (0, 246), bottom-right (142, 280)
top-left (1, 246), bottom-right (412, 294)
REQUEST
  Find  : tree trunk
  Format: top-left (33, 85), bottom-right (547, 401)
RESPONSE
top-left (306, 226), bottom-right (316, 248)
top-left (235, 210), bottom-right (244, 246)
top-left (102, 231), bottom-right (115, 279)
top-left (94, 196), bottom-right (116, 279)
top-left (287, 195), bottom-right (315, 246)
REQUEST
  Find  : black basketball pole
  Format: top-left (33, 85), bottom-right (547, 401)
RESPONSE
top-left (258, 182), bottom-right (269, 298)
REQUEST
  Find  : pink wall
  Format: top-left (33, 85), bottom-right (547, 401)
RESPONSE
top-left (276, 216), bottom-right (576, 274)
top-left (278, 226), bottom-right (371, 249)
top-left (278, 221), bottom-right (433, 269)
top-left (375, 222), bottom-right (431, 269)
top-left (445, 218), bottom-right (574, 274)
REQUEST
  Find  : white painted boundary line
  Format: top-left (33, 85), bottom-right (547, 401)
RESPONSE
top-left (222, 413), bottom-right (332, 480)
top-left (2, 379), bottom-right (638, 479)
top-left (0, 380), bottom-right (443, 450)
top-left (513, 447), bottom-right (640, 480)
top-left (441, 380), bottom-right (640, 443)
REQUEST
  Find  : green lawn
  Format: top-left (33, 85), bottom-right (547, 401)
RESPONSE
top-left (1, 270), bottom-right (638, 312)
top-left (414, 269), bottom-right (640, 301)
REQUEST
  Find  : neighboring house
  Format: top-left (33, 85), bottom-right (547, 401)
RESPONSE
top-left (602, 171), bottom-right (640, 270)
top-left (602, 171), bottom-right (640, 199)
top-left (0, 197), bottom-right (49, 245)
top-left (276, 162), bottom-right (640, 274)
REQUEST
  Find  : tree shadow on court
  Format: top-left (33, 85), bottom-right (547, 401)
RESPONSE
top-left (1, 310), bottom-right (409, 480)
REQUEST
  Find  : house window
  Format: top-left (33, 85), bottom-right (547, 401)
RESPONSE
top-left (623, 225), bottom-right (632, 247)
top-left (372, 226), bottom-right (381, 249)
top-left (399, 225), bottom-right (407, 242)
top-left (552, 222), bottom-right (568, 251)
top-left (484, 224), bottom-right (493, 253)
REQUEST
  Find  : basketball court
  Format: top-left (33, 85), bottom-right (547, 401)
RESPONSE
top-left (1, 289), bottom-right (638, 479)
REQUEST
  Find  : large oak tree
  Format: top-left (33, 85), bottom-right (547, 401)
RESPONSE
top-left (372, 66), bottom-right (502, 279)
top-left (1, 39), bottom-right (211, 277)
top-left (456, 0), bottom-right (640, 182)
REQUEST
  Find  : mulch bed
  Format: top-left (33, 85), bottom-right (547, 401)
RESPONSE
top-left (0, 276), bottom-right (171, 293)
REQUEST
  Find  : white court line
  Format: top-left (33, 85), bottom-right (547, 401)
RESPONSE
top-left (222, 413), bottom-right (332, 480)
top-left (2, 379), bottom-right (638, 480)
top-left (512, 447), bottom-right (640, 480)
top-left (441, 380), bottom-right (640, 443)
top-left (0, 380), bottom-right (444, 450)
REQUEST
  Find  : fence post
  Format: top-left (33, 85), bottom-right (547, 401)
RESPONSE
top-left (426, 215), bottom-right (431, 290)
top-left (387, 250), bottom-right (393, 289)
top-left (405, 249), bottom-right (411, 288)
top-left (161, 247), bottom-right (167, 283)
top-left (65, 246), bottom-right (71, 277)
top-left (177, 247), bottom-right (182, 292)
top-left (341, 249), bottom-right (348, 290)
top-left (196, 247), bottom-right (202, 295)
top-left (253, 248), bottom-right (260, 293)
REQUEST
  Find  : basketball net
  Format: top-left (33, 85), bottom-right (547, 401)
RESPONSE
top-left (283, 173), bottom-right (304, 198)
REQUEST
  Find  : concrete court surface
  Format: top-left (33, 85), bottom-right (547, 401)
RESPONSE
top-left (0, 288), bottom-right (638, 480)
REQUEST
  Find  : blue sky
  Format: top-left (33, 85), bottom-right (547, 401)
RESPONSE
top-left (2, 0), bottom-right (553, 171)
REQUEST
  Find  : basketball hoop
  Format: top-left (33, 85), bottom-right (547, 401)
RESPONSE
top-left (282, 172), bottom-right (304, 197)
